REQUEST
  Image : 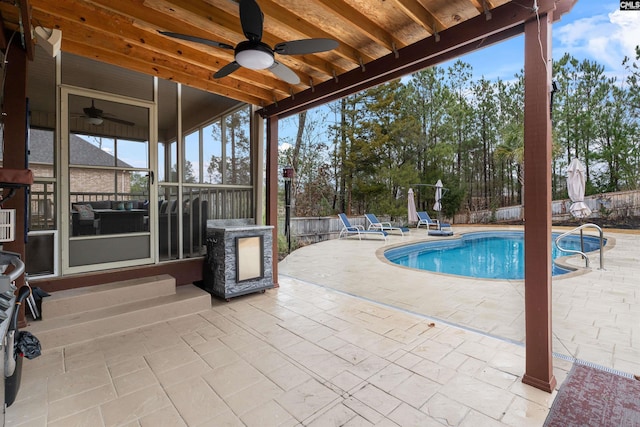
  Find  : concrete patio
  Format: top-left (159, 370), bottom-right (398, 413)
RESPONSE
top-left (7, 224), bottom-right (637, 426)
top-left (280, 225), bottom-right (640, 377)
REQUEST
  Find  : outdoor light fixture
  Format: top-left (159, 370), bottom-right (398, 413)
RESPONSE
top-left (282, 166), bottom-right (294, 253)
top-left (86, 116), bottom-right (103, 125)
top-left (282, 166), bottom-right (294, 180)
top-left (235, 42), bottom-right (274, 70)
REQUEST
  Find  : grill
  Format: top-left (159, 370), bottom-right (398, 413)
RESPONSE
top-left (0, 168), bottom-right (38, 425)
top-left (0, 252), bottom-right (24, 425)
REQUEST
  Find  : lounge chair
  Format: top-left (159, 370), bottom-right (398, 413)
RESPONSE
top-left (364, 213), bottom-right (408, 236)
top-left (338, 213), bottom-right (387, 240)
top-left (417, 211), bottom-right (454, 236)
top-left (416, 211), bottom-right (440, 230)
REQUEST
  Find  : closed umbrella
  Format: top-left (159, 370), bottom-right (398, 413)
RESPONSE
top-left (567, 158), bottom-right (591, 218)
top-left (433, 180), bottom-right (443, 212)
top-left (407, 188), bottom-right (418, 222)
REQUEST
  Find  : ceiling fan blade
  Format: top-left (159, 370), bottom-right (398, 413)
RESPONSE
top-left (269, 61), bottom-right (300, 85)
top-left (214, 61), bottom-right (241, 79)
top-left (274, 39), bottom-right (339, 55)
top-left (159, 31), bottom-right (234, 50)
top-left (239, 0), bottom-right (263, 42)
top-left (102, 116), bottom-right (135, 126)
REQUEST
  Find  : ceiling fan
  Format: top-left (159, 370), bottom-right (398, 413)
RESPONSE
top-left (159, 0), bottom-right (338, 85)
top-left (80, 100), bottom-right (134, 126)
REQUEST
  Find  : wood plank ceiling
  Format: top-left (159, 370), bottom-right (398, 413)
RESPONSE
top-left (0, 0), bottom-right (576, 116)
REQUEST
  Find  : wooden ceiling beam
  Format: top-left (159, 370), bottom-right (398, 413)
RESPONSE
top-left (14, 0), bottom-right (572, 109)
top-left (31, 0), bottom-right (294, 97)
top-left (0, 12), bottom-right (7, 50)
top-left (554, 0), bottom-right (580, 21)
top-left (18, 0), bottom-right (34, 60)
top-left (142, 0), bottom-right (244, 47)
top-left (313, 0), bottom-right (404, 53)
top-left (144, 0), bottom-right (347, 81)
top-left (34, 10), bottom-right (278, 105)
top-left (259, 0), bottom-right (561, 118)
top-left (63, 39), bottom-right (267, 106)
top-left (392, 0), bottom-right (446, 35)
top-left (34, 0), bottom-right (297, 94)
top-left (257, 0), bottom-right (371, 65)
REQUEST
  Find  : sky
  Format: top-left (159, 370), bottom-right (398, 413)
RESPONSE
top-left (279, 0), bottom-right (640, 149)
top-left (440, 0), bottom-right (640, 82)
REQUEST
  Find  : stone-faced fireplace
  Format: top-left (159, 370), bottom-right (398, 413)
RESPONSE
top-left (201, 225), bottom-right (274, 300)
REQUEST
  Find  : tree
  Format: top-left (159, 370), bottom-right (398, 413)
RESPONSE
top-left (444, 60), bottom-right (474, 179)
top-left (224, 108), bottom-right (251, 185)
top-left (273, 50), bottom-right (640, 222)
top-left (279, 110), bottom-right (335, 216)
top-left (166, 160), bottom-right (196, 183)
top-left (494, 74), bottom-right (524, 205)
top-left (470, 77), bottom-right (499, 208)
top-left (129, 172), bottom-right (148, 195)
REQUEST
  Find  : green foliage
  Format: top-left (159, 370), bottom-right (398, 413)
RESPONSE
top-left (279, 49), bottom-right (640, 223)
top-left (129, 172), bottom-right (148, 195)
top-left (441, 185), bottom-right (466, 218)
top-left (277, 230), bottom-right (299, 259)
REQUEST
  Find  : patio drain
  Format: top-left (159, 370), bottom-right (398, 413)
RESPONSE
top-left (552, 352), bottom-right (634, 379)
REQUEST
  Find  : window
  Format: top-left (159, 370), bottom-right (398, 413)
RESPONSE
top-left (184, 130), bottom-right (200, 183)
top-left (182, 105), bottom-right (251, 186)
top-left (203, 121), bottom-right (222, 184)
top-left (28, 128), bottom-right (56, 230)
top-left (224, 108), bottom-right (251, 185)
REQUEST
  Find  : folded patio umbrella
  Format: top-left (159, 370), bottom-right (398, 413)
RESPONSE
top-left (407, 188), bottom-right (418, 222)
top-left (566, 158), bottom-right (592, 219)
top-left (433, 180), bottom-right (443, 212)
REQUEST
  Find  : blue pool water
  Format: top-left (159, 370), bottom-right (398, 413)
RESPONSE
top-left (384, 231), bottom-right (605, 280)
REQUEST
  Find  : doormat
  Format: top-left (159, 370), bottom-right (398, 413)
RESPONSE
top-left (544, 363), bottom-right (640, 427)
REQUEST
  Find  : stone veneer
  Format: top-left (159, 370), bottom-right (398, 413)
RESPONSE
top-left (202, 224), bottom-right (274, 300)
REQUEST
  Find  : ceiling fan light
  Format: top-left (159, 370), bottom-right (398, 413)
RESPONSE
top-left (87, 116), bottom-right (103, 125)
top-left (236, 49), bottom-right (274, 70)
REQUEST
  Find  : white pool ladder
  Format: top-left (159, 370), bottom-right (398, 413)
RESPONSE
top-left (554, 223), bottom-right (604, 270)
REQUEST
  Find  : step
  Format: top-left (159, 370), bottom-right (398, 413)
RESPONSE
top-left (27, 284), bottom-right (212, 350)
top-left (42, 274), bottom-right (177, 319)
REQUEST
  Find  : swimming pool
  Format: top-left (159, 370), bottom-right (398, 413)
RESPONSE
top-left (384, 231), bottom-right (605, 280)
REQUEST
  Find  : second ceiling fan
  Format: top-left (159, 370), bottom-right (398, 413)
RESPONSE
top-left (81, 100), bottom-right (134, 126)
top-left (160, 0), bottom-right (338, 85)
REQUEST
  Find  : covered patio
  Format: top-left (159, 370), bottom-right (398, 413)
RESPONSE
top-left (7, 274), bottom-right (567, 426)
top-left (0, 0), bottom-right (577, 405)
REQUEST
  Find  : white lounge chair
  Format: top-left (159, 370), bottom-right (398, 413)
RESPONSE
top-left (338, 213), bottom-right (387, 240)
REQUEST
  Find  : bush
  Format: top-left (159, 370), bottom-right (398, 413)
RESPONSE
top-left (277, 232), bottom-right (299, 260)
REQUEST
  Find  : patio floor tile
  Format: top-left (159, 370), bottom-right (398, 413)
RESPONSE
top-left (15, 227), bottom-right (631, 426)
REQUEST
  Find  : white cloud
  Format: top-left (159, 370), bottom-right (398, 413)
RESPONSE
top-left (279, 142), bottom-right (291, 151)
top-left (609, 10), bottom-right (640, 60)
top-left (554, 7), bottom-right (640, 72)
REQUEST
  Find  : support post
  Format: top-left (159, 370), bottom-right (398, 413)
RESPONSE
top-left (2, 37), bottom-right (29, 327)
top-left (522, 11), bottom-right (557, 393)
top-left (3, 38), bottom-right (29, 270)
top-left (266, 116), bottom-right (279, 286)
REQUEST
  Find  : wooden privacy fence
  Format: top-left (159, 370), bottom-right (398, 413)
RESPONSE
top-left (453, 189), bottom-right (640, 224)
top-left (288, 190), bottom-right (640, 244)
top-left (287, 215), bottom-right (370, 244)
